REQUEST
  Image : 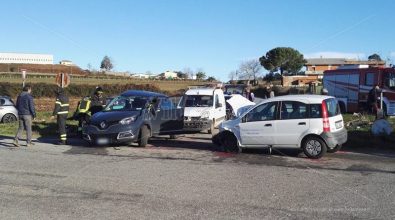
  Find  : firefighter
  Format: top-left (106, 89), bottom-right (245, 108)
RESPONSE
top-left (368, 84), bottom-right (380, 115)
top-left (74, 96), bottom-right (92, 135)
top-left (90, 86), bottom-right (106, 115)
top-left (51, 87), bottom-right (69, 145)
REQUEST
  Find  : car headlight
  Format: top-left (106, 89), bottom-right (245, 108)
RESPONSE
top-left (119, 116), bottom-right (136, 125)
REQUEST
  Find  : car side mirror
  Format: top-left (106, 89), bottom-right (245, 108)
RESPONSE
top-left (216, 103), bottom-right (223, 108)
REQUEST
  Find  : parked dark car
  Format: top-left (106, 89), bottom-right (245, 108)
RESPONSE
top-left (0, 96), bottom-right (18, 123)
top-left (83, 90), bottom-right (184, 147)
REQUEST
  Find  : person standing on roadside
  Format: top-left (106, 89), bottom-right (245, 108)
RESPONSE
top-left (368, 84), bottom-right (380, 115)
top-left (244, 86), bottom-right (255, 102)
top-left (50, 87), bottom-right (69, 145)
top-left (13, 85), bottom-right (36, 147)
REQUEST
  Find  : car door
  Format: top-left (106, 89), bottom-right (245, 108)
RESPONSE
top-left (213, 93), bottom-right (225, 126)
top-left (238, 101), bottom-right (278, 146)
top-left (155, 97), bottom-right (184, 134)
top-left (275, 101), bottom-right (310, 146)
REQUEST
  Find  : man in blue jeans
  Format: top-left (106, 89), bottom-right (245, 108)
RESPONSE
top-left (13, 85), bottom-right (36, 147)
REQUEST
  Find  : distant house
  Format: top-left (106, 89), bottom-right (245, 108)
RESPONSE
top-left (130, 73), bottom-right (156, 79)
top-left (59, 60), bottom-right (74, 66)
top-left (158, 71), bottom-right (178, 79)
top-left (282, 75), bottom-right (320, 86)
top-left (305, 58), bottom-right (386, 76)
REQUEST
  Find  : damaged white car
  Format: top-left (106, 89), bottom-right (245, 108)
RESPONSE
top-left (213, 95), bottom-right (348, 159)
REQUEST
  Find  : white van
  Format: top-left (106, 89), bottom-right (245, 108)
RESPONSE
top-left (215, 95), bottom-right (348, 159)
top-left (180, 87), bottom-right (226, 134)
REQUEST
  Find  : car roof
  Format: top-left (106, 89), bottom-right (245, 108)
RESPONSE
top-left (120, 90), bottom-right (167, 98)
top-left (0, 96), bottom-right (11, 99)
top-left (185, 88), bottom-right (220, 95)
top-left (263, 94), bottom-right (334, 104)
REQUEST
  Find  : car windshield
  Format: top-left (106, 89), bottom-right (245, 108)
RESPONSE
top-left (103, 96), bottom-right (148, 112)
top-left (384, 72), bottom-right (395, 90)
top-left (185, 95), bottom-right (213, 107)
top-left (225, 86), bottom-right (245, 95)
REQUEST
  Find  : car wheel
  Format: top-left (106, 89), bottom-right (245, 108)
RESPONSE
top-left (327, 144), bottom-right (342, 153)
top-left (302, 136), bottom-right (327, 159)
top-left (169, 134), bottom-right (177, 139)
top-left (2, 113), bottom-right (17, 123)
top-left (212, 132), bottom-right (222, 146)
top-left (221, 132), bottom-right (241, 153)
top-left (208, 120), bottom-right (215, 134)
top-left (138, 125), bottom-right (150, 147)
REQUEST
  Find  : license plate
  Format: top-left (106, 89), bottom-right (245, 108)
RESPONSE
top-left (335, 121), bottom-right (343, 129)
top-left (97, 138), bottom-right (109, 145)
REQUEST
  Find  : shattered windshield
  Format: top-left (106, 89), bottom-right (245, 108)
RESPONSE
top-left (103, 96), bottom-right (148, 112)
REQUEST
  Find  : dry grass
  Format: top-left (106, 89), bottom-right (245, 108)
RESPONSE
top-left (0, 75), bottom-right (204, 92)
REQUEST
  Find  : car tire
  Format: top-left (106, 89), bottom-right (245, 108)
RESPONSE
top-left (208, 120), bottom-right (215, 134)
top-left (302, 136), bottom-right (327, 159)
top-left (327, 144), bottom-right (342, 153)
top-left (212, 132), bottom-right (222, 146)
top-left (2, 113), bottom-right (17, 123)
top-left (169, 135), bottom-right (177, 139)
top-left (221, 132), bottom-right (241, 153)
top-left (138, 125), bottom-right (150, 147)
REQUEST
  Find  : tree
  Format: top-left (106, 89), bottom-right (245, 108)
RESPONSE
top-left (196, 71), bottom-right (206, 80)
top-left (368, 53), bottom-right (382, 61)
top-left (100, 55), bottom-right (113, 71)
top-left (259, 47), bottom-right (306, 75)
top-left (183, 67), bottom-right (194, 79)
top-left (175, 71), bottom-right (188, 79)
top-left (238, 59), bottom-right (262, 85)
top-left (207, 76), bottom-right (216, 82)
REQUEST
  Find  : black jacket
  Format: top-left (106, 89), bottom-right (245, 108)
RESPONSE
top-left (53, 93), bottom-right (70, 116)
top-left (90, 94), bottom-right (106, 115)
top-left (368, 88), bottom-right (379, 104)
top-left (16, 92), bottom-right (36, 118)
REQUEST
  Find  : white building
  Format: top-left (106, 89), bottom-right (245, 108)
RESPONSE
top-left (59, 60), bottom-right (74, 66)
top-left (159, 71), bottom-right (178, 79)
top-left (130, 73), bottom-right (156, 79)
top-left (0, 52), bottom-right (54, 65)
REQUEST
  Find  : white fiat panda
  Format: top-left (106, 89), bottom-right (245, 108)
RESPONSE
top-left (215, 95), bottom-right (348, 159)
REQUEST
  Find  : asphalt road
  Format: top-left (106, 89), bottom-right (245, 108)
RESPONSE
top-left (0, 133), bottom-right (394, 220)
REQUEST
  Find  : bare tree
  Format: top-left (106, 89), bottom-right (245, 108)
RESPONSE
top-left (238, 59), bottom-right (262, 85)
top-left (183, 67), bottom-right (194, 79)
top-left (228, 70), bottom-right (238, 81)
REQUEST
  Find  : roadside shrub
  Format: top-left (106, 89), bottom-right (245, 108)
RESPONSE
top-left (0, 82), bottom-right (175, 98)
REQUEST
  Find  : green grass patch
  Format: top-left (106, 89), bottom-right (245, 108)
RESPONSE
top-left (0, 112), bottom-right (78, 138)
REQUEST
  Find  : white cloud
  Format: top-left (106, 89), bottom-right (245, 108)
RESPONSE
top-left (304, 51), bottom-right (366, 60)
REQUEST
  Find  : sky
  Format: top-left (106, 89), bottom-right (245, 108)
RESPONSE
top-left (1, 0), bottom-right (395, 81)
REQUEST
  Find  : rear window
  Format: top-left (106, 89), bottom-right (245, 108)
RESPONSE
top-left (309, 104), bottom-right (322, 118)
top-left (325, 98), bottom-right (340, 117)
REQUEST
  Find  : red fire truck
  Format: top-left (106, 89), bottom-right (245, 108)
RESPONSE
top-left (323, 65), bottom-right (395, 115)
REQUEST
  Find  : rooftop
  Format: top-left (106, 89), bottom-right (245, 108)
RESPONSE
top-left (306, 58), bottom-right (386, 66)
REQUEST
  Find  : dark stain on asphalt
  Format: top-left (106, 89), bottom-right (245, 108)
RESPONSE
top-left (0, 170), bottom-right (67, 179)
top-left (63, 145), bottom-right (109, 156)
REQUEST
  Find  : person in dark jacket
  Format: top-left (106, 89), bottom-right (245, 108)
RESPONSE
top-left (50, 87), bottom-right (69, 145)
top-left (368, 84), bottom-right (380, 114)
top-left (13, 85), bottom-right (36, 147)
top-left (90, 86), bottom-right (106, 115)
